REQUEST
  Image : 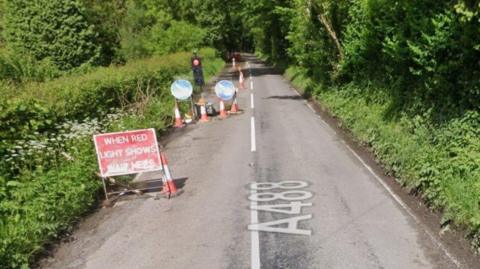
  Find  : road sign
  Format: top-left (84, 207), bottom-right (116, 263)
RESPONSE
top-left (171, 79), bottom-right (193, 100)
top-left (94, 129), bottom-right (162, 177)
top-left (215, 80), bottom-right (236, 101)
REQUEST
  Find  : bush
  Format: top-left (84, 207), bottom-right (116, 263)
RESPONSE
top-left (0, 50), bottom-right (62, 83)
top-left (9, 48), bottom-right (218, 118)
top-left (339, 0), bottom-right (480, 114)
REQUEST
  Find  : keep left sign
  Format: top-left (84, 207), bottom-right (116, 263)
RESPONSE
top-left (94, 128), bottom-right (162, 177)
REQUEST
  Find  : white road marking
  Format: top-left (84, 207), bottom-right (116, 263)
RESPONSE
top-left (343, 142), bottom-right (462, 268)
top-left (305, 102), bottom-right (330, 129)
top-left (250, 189), bottom-right (261, 269)
top-left (249, 215), bottom-right (312, 235)
top-left (305, 102), bottom-right (316, 113)
top-left (251, 117), bottom-right (256, 152)
top-left (248, 61), bottom-right (260, 268)
top-left (251, 93), bottom-right (255, 109)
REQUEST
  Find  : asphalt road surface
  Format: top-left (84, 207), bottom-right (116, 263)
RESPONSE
top-left (41, 55), bottom-right (477, 269)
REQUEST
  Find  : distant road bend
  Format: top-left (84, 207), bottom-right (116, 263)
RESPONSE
top-left (42, 54), bottom-right (477, 269)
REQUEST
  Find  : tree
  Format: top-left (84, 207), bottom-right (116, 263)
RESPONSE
top-left (82, 0), bottom-right (126, 65)
top-left (146, 20), bottom-right (206, 55)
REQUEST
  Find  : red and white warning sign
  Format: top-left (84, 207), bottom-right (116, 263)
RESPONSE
top-left (94, 128), bottom-right (162, 177)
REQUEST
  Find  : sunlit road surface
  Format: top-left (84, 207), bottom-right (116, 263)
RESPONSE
top-left (42, 55), bottom-right (469, 269)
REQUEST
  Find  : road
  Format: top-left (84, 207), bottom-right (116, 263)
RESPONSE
top-left (41, 55), bottom-right (475, 269)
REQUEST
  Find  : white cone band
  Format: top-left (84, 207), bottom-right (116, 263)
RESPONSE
top-left (164, 164), bottom-right (173, 181)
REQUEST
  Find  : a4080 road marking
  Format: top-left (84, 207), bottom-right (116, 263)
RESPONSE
top-left (248, 181), bottom-right (313, 235)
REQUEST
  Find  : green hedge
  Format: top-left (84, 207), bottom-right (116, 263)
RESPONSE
top-left (0, 48), bottom-right (224, 269)
top-left (0, 48), bottom-right (222, 165)
top-left (11, 48), bottom-right (220, 118)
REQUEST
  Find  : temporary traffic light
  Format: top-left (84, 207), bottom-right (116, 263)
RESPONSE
top-left (191, 55), bottom-right (205, 86)
top-left (193, 68), bottom-right (205, 86)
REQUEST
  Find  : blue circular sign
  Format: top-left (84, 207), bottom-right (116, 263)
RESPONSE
top-left (171, 80), bottom-right (193, 100)
top-left (215, 80), bottom-right (236, 101)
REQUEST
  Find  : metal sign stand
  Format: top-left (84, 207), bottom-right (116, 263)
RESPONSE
top-left (102, 177), bottom-right (109, 201)
top-left (94, 128), bottom-right (169, 205)
top-left (190, 96), bottom-right (197, 121)
top-left (99, 171), bottom-right (166, 204)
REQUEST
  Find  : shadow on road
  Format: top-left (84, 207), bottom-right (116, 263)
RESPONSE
top-left (249, 66), bottom-right (284, 76)
top-left (173, 177), bottom-right (188, 189)
top-left (130, 177), bottom-right (189, 193)
top-left (266, 95), bottom-right (304, 100)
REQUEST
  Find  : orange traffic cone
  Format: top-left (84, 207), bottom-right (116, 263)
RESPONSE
top-left (219, 100), bottom-right (228, 119)
top-left (160, 152), bottom-right (183, 198)
top-left (174, 101), bottom-right (184, 128)
top-left (199, 104), bottom-right (209, 122)
top-left (230, 94), bottom-right (240, 114)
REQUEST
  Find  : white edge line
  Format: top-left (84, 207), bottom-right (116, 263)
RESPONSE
top-left (251, 117), bottom-right (256, 152)
top-left (305, 102), bottom-right (315, 113)
top-left (251, 189), bottom-right (261, 269)
top-left (343, 142), bottom-right (462, 268)
top-left (249, 68), bottom-right (259, 268)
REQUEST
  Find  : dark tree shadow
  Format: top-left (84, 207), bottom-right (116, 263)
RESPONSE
top-left (266, 95), bottom-right (304, 100)
top-left (131, 177), bottom-right (189, 193)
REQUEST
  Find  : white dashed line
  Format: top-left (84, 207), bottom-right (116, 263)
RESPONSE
top-left (251, 117), bottom-right (256, 152)
top-left (248, 61), bottom-right (260, 268)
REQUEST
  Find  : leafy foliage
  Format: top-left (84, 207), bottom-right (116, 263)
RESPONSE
top-left (4, 0), bottom-right (102, 70)
top-left (0, 50), bottom-right (62, 83)
top-left (81, 0), bottom-right (125, 65)
top-left (146, 20), bottom-right (206, 55)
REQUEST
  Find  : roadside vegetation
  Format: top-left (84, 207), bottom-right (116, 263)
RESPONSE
top-left (0, 1), bottom-right (225, 268)
top-left (243, 0), bottom-right (480, 252)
